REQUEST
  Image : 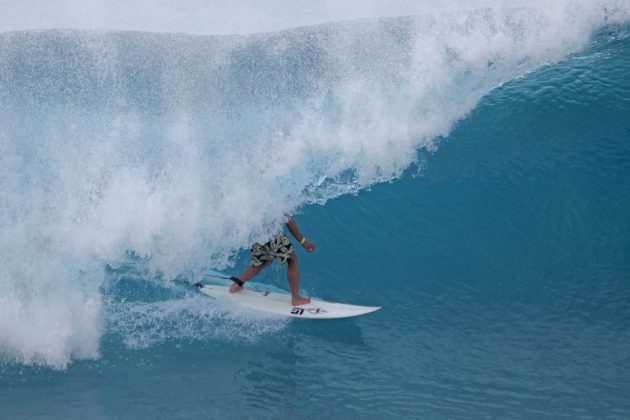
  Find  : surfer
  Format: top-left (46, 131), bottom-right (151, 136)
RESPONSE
top-left (229, 215), bottom-right (317, 305)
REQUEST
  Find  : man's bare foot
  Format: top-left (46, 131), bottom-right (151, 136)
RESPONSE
top-left (229, 283), bottom-right (243, 293)
top-left (291, 295), bottom-right (311, 306)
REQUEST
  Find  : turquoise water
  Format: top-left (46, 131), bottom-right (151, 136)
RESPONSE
top-left (1, 3), bottom-right (630, 419)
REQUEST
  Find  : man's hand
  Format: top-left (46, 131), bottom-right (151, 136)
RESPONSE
top-left (302, 240), bottom-right (317, 253)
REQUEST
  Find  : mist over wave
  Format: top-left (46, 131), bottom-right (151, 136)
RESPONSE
top-left (0, 1), bottom-right (628, 368)
top-left (1, 0), bottom-right (621, 35)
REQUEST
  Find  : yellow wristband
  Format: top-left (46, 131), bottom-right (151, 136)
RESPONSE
top-left (300, 237), bottom-right (306, 245)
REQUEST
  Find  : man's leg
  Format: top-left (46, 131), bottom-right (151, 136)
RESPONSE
top-left (229, 261), bottom-right (271, 293)
top-left (287, 251), bottom-right (310, 306)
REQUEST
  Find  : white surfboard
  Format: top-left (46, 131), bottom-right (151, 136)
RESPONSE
top-left (195, 284), bottom-right (380, 319)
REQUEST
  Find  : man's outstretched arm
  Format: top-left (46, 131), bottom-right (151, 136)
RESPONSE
top-left (286, 216), bottom-right (317, 253)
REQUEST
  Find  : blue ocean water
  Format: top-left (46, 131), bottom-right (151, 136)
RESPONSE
top-left (1, 2), bottom-right (630, 419)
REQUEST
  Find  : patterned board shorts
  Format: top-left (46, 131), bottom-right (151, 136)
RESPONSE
top-left (250, 232), bottom-right (294, 267)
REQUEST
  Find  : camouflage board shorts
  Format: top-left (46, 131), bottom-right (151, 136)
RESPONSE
top-left (250, 232), bottom-right (294, 267)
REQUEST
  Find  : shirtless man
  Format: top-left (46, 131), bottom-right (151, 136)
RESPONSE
top-left (229, 215), bottom-right (317, 305)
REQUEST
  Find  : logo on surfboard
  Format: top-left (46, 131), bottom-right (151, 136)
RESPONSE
top-left (291, 307), bottom-right (328, 316)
